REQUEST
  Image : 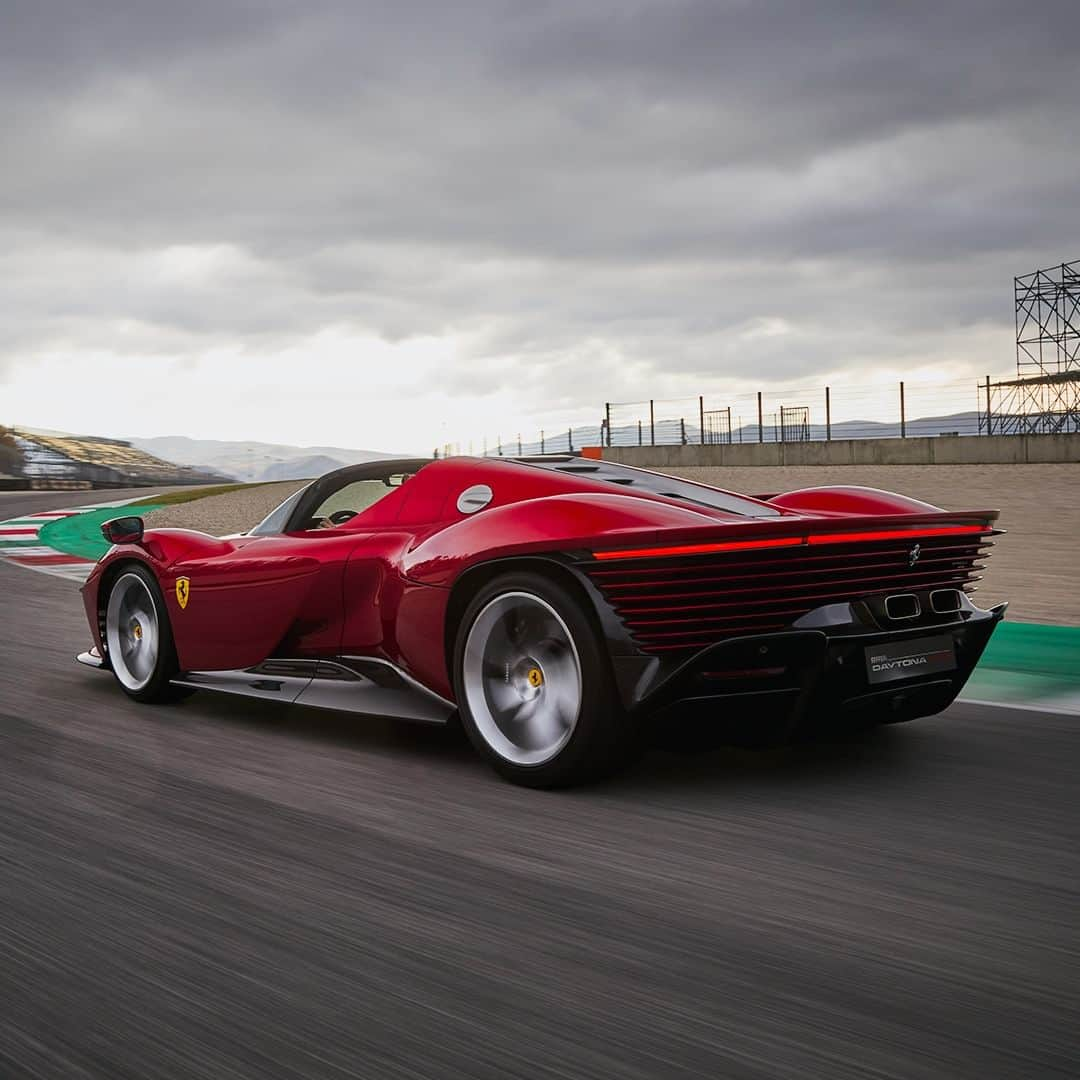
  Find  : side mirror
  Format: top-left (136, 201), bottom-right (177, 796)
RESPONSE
top-left (101, 516), bottom-right (145, 545)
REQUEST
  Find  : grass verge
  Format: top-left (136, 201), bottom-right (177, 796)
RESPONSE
top-left (126, 483), bottom-right (259, 508)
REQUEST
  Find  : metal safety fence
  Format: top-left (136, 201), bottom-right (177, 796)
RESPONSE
top-left (436, 372), bottom-right (1080, 458)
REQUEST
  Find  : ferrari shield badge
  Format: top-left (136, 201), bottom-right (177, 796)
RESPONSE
top-left (176, 577), bottom-right (191, 610)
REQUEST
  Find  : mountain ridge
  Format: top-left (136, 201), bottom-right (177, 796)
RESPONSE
top-left (129, 435), bottom-right (409, 482)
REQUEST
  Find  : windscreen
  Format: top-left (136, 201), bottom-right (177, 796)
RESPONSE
top-left (249, 485), bottom-right (310, 535)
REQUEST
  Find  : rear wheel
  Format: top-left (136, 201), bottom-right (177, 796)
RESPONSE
top-left (453, 572), bottom-right (636, 787)
top-left (104, 565), bottom-right (182, 702)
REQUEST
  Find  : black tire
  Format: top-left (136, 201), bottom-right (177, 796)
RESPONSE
top-left (103, 563), bottom-right (184, 703)
top-left (452, 572), bottom-right (638, 787)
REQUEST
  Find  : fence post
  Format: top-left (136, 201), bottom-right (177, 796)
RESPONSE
top-left (649, 400), bottom-right (655, 446)
top-left (985, 375), bottom-right (992, 435)
top-left (568, 427), bottom-right (573, 453)
top-left (637, 420), bottom-right (642, 445)
top-left (517, 433), bottom-right (522, 455)
top-left (825, 386), bottom-right (831, 441)
top-left (680, 418), bottom-right (686, 445)
top-left (900, 382), bottom-right (906, 438)
top-left (540, 430), bottom-right (545, 454)
top-left (699, 396), bottom-right (705, 445)
top-left (605, 403), bottom-right (612, 446)
top-left (497, 435), bottom-right (502, 456)
top-left (757, 392), bottom-right (763, 443)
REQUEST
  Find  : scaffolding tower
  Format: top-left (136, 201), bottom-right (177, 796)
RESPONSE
top-left (983, 260), bottom-right (1080, 435)
top-left (1016, 260), bottom-right (1079, 377)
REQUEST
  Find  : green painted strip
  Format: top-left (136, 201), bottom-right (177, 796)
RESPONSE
top-left (37, 505), bottom-right (164, 561)
top-left (977, 621), bottom-right (1080, 679)
top-left (964, 620), bottom-right (1080, 703)
top-left (0, 538), bottom-right (48, 548)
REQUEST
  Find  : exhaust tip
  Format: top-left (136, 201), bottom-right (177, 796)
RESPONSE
top-left (930, 588), bottom-right (963, 614)
top-left (884, 593), bottom-right (921, 621)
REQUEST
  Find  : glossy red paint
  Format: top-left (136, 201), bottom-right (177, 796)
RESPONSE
top-left (392, 581), bottom-right (454, 699)
top-left (767, 486), bottom-right (945, 516)
top-left (80, 457), bottom-right (1001, 702)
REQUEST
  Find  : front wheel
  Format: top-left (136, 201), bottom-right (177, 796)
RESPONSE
top-left (104, 565), bottom-right (182, 702)
top-left (453, 572), bottom-right (637, 787)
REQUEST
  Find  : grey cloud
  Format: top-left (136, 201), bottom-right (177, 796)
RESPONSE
top-left (1, 0), bottom-right (1078, 410)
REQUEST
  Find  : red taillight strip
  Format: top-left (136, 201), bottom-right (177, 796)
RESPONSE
top-left (805, 525), bottom-right (990, 545)
top-left (593, 537), bottom-right (803, 561)
top-left (593, 525), bottom-right (990, 561)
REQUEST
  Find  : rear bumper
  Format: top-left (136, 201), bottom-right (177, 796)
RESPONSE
top-left (627, 600), bottom-right (1006, 732)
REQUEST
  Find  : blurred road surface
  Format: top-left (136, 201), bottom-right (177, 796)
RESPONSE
top-left (0, 490), bottom-right (1076, 1078)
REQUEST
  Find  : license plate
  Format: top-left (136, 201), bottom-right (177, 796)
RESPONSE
top-left (865, 635), bottom-right (956, 685)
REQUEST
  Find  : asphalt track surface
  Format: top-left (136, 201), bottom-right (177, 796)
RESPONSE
top-left (1, 489), bottom-right (1076, 1079)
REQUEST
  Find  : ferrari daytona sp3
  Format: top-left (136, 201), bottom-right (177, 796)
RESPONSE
top-left (77, 456), bottom-right (1005, 786)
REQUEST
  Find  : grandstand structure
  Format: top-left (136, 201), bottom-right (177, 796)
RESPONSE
top-left (12, 429), bottom-right (230, 487)
top-left (0, 426), bottom-right (21, 480)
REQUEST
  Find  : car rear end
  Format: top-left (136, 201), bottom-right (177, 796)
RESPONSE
top-left (577, 514), bottom-right (1004, 736)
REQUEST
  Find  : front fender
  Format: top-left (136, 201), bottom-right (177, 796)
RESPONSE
top-left (84, 531), bottom-right (323, 671)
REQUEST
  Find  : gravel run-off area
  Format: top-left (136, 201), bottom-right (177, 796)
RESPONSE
top-left (141, 480), bottom-right (307, 536)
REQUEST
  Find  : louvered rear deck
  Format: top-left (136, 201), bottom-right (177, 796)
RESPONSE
top-left (585, 531), bottom-right (994, 657)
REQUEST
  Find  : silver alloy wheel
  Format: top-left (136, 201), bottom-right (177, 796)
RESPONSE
top-left (462, 591), bottom-right (583, 766)
top-left (105, 572), bottom-right (161, 693)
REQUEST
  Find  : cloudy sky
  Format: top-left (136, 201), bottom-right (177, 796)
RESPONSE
top-left (2, 0), bottom-right (1077, 453)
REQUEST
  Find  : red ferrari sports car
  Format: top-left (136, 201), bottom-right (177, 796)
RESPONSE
top-left (77, 455), bottom-right (1005, 786)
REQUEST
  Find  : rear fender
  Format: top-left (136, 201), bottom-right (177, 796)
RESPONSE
top-left (768, 486), bottom-right (947, 516)
top-left (402, 492), bottom-right (722, 586)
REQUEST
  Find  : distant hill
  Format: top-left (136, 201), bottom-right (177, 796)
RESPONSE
top-left (730, 410), bottom-right (984, 443)
top-left (255, 455), bottom-right (349, 481)
top-left (129, 436), bottom-right (406, 482)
